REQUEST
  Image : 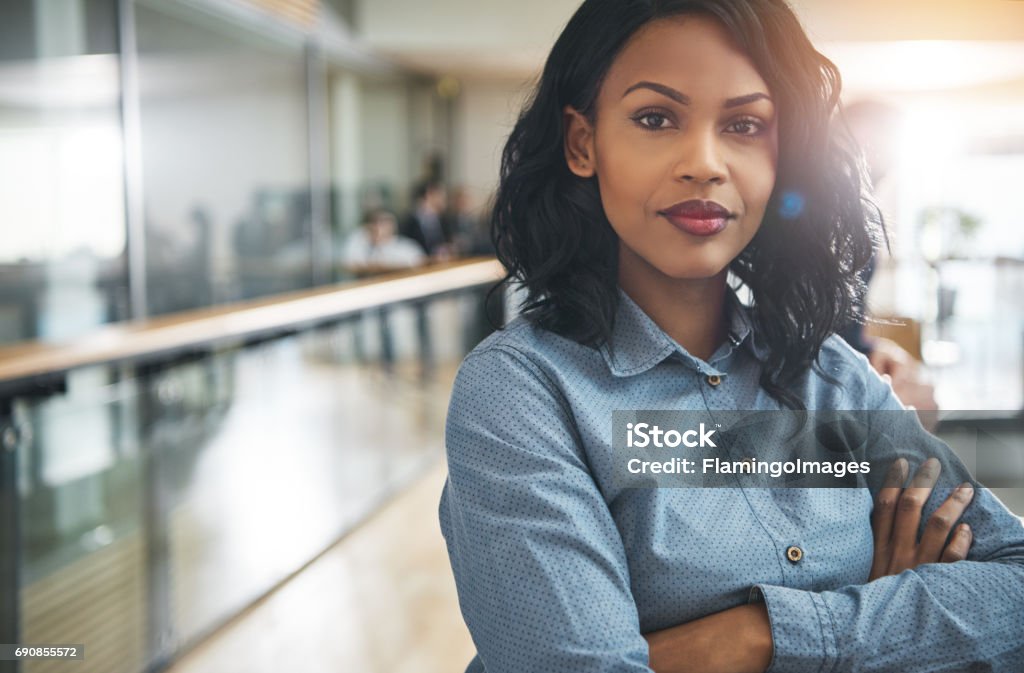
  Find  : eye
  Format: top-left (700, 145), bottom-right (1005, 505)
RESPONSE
top-left (725, 117), bottom-right (767, 136)
top-left (632, 110), bottom-right (674, 131)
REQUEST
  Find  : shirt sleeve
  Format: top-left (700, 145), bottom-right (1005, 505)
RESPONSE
top-left (751, 348), bottom-right (1024, 672)
top-left (439, 345), bottom-right (653, 673)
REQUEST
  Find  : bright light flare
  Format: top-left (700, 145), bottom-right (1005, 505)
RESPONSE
top-left (825, 41), bottom-right (1024, 94)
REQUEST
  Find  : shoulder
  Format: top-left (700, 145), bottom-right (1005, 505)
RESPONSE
top-left (452, 316), bottom-right (599, 406)
top-left (817, 334), bottom-right (870, 377)
top-left (393, 237), bottom-right (426, 258)
top-left (813, 335), bottom-right (903, 411)
top-left (468, 314), bottom-right (593, 365)
top-left (446, 319), bottom-right (591, 463)
top-left (458, 318), bottom-right (568, 384)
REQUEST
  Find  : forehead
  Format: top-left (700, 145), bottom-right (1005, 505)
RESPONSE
top-left (601, 14), bottom-right (769, 101)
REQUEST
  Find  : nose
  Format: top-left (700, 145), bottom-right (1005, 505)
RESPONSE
top-left (674, 127), bottom-right (727, 185)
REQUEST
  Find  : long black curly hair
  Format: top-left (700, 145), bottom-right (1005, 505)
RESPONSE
top-left (491, 0), bottom-right (881, 409)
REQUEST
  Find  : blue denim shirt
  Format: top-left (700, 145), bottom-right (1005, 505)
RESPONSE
top-left (440, 289), bottom-right (1024, 672)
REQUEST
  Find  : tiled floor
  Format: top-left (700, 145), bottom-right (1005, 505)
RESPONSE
top-left (163, 461), bottom-right (476, 673)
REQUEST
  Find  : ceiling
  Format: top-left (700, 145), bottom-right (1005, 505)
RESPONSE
top-left (352, 0), bottom-right (1024, 94)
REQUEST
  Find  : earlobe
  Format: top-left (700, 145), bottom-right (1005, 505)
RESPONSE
top-left (563, 105), bottom-right (596, 178)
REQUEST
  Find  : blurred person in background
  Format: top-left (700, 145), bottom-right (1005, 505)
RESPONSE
top-left (341, 208), bottom-right (425, 277)
top-left (839, 100), bottom-right (937, 417)
top-left (401, 179), bottom-right (455, 260)
top-left (356, 204), bottom-right (436, 372)
top-left (341, 208), bottom-right (426, 371)
top-left (447, 186), bottom-right (488, 255)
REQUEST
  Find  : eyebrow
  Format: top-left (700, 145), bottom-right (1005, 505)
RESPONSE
top-left (622, 81), bottom-right (772, 108)
top-left (723, 92), bottom-right (772, 108)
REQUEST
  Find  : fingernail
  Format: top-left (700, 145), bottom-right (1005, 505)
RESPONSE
top-left (958, 482), bottom-right (974, 499)
top-left (961, 523), bottom-right (972, 535)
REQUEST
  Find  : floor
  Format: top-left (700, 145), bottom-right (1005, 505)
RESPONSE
top-left (163, 461), bottom-right (476, 673)
top-left (16, 308), bottom-right (480, 673)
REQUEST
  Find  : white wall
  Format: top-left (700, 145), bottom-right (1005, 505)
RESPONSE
top-left (357, 79), bottom-right (412, 194)
top-left (451, 78), bottom-right (533, 204)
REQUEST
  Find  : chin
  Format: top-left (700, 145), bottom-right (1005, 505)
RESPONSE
top-left (652, 256), bottom-right (733, 281)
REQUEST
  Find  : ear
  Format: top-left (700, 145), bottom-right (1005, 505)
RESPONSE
top-left (563, 105), bottom-right (596, 178)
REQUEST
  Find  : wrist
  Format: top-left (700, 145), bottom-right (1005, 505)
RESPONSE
top-left (700, 603), bottom-right (773, 673)
top-left (645, 603), bottom-right (773, 673)
top-left (737, 603), bottom-right (774, 673)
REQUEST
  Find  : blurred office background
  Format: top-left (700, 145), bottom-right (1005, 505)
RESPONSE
top-left (0, 1), bottom-right (1022, 672)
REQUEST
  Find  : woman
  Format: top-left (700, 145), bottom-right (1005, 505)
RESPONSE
top-left (440, 1), bottom-right (1024, 671)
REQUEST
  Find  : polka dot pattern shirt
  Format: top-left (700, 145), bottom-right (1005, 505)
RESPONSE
top-left (440, 289), bottom-right (1024, 672)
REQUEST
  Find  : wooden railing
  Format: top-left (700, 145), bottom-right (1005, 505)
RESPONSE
top-left (0, 257), bottom-right (504, 389)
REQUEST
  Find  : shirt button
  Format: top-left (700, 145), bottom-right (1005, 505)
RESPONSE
top-left (786, 545), bottom-right (804, 564)
top-left (706, 374), bottom-right (722, 386)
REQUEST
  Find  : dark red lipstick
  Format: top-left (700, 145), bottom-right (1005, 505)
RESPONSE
top-left (659, 199), bottom-right (733, 236)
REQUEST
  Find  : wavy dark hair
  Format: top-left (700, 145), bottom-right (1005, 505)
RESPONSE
top-left (491, 0), bottom-right (880, 408)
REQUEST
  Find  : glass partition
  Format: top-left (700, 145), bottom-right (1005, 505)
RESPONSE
top-left (6, 289), bottom-right (487, 672)
top-left (135, 0), bottom-right (313, 313)
top-left (17, 367), bottom-right (147, 673)
top-left (0, 0), bottom-right (128, 345)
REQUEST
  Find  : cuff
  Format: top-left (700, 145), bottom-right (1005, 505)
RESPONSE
top-left (749, 584), bottom-right (838, 673)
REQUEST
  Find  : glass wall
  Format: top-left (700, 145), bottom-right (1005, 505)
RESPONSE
top-left (17, 367), bottom-right (148, 673)
top-left (0, 0), bottom-right (457, 337)
top-left (11, 290), bottom-right (481, 673)
top-left (135, 1), bottom-right (313, 312)
top-left (0, 3), bottom-right (476, 671)
top-left (0, 0), bottom-right (129, 345)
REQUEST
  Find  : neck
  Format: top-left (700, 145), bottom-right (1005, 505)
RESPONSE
top-left (618, 249), bottom-right (729, 362)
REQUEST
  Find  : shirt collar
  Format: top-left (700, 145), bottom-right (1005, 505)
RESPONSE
top-left (599, 287), bottom-right (768, 377)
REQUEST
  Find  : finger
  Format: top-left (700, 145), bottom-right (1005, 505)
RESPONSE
top-left (940, 523), bottom-right (972, 563)
top-left (917, 482), bottom-right (975, 563)
top-left (872, 458), bottom-right (907, 544)
top-left (889, 457), bottom-right (940, 572)
top-left (870, 458), bottom-right (908, 580)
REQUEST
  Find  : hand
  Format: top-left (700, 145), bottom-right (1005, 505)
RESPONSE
top-left (869, 457), bottom-right (975, 581)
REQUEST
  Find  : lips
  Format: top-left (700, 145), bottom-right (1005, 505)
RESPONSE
top-left (659, 199), bottom-right (733, 236)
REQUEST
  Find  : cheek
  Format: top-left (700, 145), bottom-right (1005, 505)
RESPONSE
top-left (594, 170), bottom-right (632, 229)
top-left (593, 140), bottom-right (662, 225)
top-left (736, 146), bottom-right (778, 219)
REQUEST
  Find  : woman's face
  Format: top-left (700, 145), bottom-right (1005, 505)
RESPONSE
top-left (564, 14), bottom-right (778, 285)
